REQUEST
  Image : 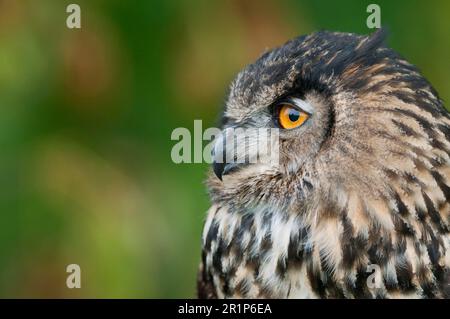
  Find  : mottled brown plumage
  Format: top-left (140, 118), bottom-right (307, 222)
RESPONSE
top-left (198, 30), bottom-right (450, 298)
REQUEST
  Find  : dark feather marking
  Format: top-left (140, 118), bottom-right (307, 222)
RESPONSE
top-left (276, 257), bottom-right (288, 278)
top-left (259, 233), bottom-right (272, 254)
top-left (416, 264), bottom-right (438, 298)
top-left (306, 257), bottom-right (326, 298)
top-left (415, 205), bottom-right (427, 222)
top-left (391, 89), bottom-right (445, 119)
top-left (302, 179), bottom-right (313, 191)
top-left (205, 221), bottom-right (219, 251)
top-left (389, 108), bottom-right (450, 153)
top-left (394, 192), bottom-right (410, 216)
top-left (212, 239), bottom-right (225, 275)
top-left (353, 265), bottom-right (373, 298)
top-left (395, 265), bottom-right (415, 295)
top-left (197, 251), bottom-right (218, 299)
top-left (391, 108), bottom-right (434, 134)
top-left (235, 213), bottom-right (254, 249)
top-left (437, 123), bottom-right (450, 140)
top-left (340, 206), bottom-right (364, 269)
top-left (287, 226), bottom-right (308, 268)
top-left (422, 191), bottom-right (447, 233)
top-left (326, 282), bottom-right (346, 299)
top-left (395, 259), bottom-right (415, 292)
top-left (430, 170), bottom-right (450, 202)
top-left (392, 213), bottom-right (415, 237)
top-left (421, 222), bottom-right (447, 296)
top-left (245, 255), bottom-right (260, 278)
top-left (392, 119), bottom-right (418, 137)
top-left (368, 230), bottom-right (391, 265)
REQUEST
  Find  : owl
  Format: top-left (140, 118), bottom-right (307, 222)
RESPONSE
top-left (197, 30), bottom-right (450, 299)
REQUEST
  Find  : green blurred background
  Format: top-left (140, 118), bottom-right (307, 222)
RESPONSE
top-left (0, 0), bottom-right (449, 298)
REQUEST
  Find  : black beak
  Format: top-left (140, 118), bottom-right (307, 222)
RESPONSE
top-left (213, 161), bottom-right (226, 181)
top-left (211, 129), bottom-right (248, 181)
top-left (212, 161), bottom-right (245, 181)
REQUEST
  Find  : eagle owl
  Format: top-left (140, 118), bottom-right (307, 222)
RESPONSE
top-left (197, 30), bottom-right (450, 298)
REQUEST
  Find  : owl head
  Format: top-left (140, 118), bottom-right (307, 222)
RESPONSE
top-left (208, 30), bottom-right (449, 227)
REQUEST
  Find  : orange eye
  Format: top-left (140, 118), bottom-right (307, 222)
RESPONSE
top-left (278, 104), bottom-right (309, 129)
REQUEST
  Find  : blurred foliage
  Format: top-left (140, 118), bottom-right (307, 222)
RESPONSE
top-left (0, 0), bottom-right (448, 297)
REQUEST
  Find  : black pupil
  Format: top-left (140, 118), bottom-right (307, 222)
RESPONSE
top-left (288, 109), bottom-right (300, 122)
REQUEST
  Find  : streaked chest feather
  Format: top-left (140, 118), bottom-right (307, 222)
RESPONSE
top-left (201, 202), bottom-right (449, 298)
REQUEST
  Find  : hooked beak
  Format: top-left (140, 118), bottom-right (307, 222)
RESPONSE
top-left (211, 125), bottom-right (279, 181)
top-left (212, 161), bottom-right (243, 181)
top-left (211, 132), bottom-right (245, 181)
top-left (213, 161), bottom-right (226, 181)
